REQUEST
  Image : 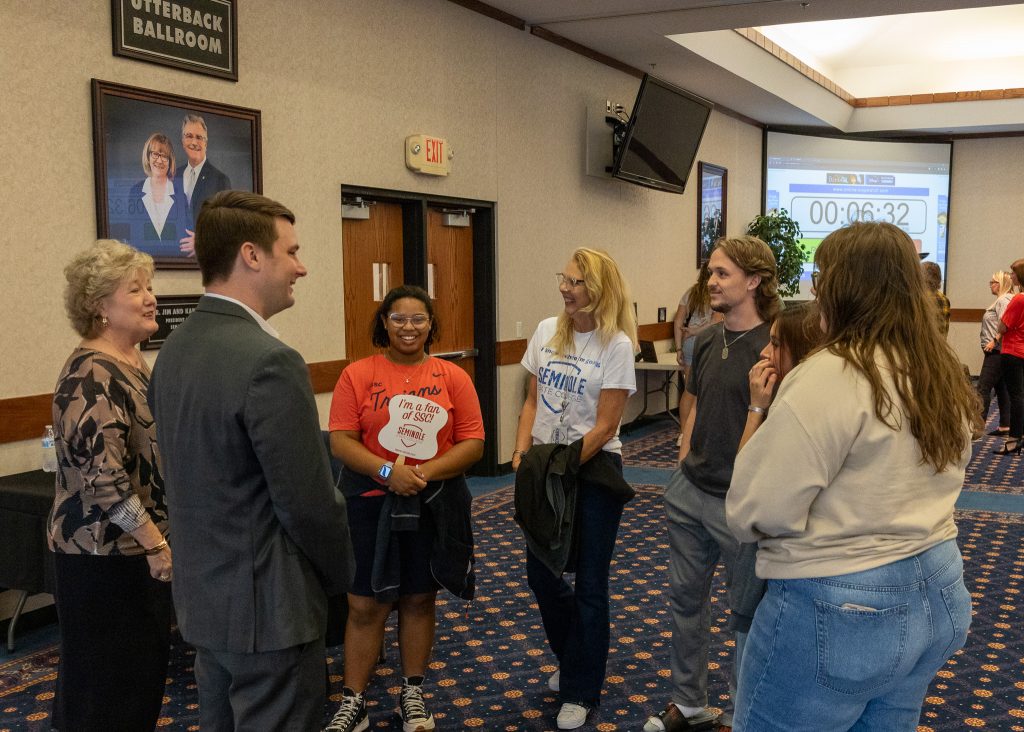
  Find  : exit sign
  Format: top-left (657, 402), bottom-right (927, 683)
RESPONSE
top-left (406, 135), bottom-right (452, 176)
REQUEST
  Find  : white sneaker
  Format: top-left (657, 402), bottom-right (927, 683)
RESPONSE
top-left (548, 669), bottom-right (560, 692)
top-left (556, 702), bottom-right (589, 730)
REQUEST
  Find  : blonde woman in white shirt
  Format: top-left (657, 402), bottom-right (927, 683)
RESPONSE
top-left (727, 222), bottom-right (980, 731)
top-left (513, 247), bottom-right (637, 730)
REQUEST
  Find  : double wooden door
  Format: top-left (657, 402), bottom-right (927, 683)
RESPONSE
top-left (341, 202), bottom-right (477, 380)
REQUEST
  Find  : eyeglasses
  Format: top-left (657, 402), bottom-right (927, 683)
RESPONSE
top-left (148, 150), bottom-right (170, 161)
top-left (387, 313), bottom-right (430, 327)
top-left (555, 273), bottom-right (586, 288)
top-left (183, 133), bottom-right (208, 143)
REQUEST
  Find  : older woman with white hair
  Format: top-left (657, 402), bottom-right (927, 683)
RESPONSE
top-left (49, 239), bottom-right (172, 731)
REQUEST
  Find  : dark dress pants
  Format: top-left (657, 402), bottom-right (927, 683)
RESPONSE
top-left (977, 350), bottom-right (1010, 427)
top-left (194, 637), bottom-right (327, 732)
top-left (1002, 352), bottom-right (1024, 438)
top-left (52, 552), bottom-right (173, 732)
top-left (526, 452), bottom-right (625, 708)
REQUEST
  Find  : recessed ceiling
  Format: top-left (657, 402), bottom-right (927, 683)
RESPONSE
top-left (755, 5), bottom-right (1024, 98)
top-left (476, 0), bottom-right (1024, 135)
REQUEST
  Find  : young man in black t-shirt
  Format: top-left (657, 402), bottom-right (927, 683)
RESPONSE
top-left (645, 236), bottom-right (779, 732)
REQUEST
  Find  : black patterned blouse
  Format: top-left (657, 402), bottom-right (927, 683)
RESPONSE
top-left (47, 348), bottom-right (168, 556)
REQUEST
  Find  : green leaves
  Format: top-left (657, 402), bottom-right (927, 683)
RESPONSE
top-left (747, 209), bottom-right (808, 298)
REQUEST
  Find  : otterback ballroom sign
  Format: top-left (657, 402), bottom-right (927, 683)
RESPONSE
top-left (112, 0), bottom-right (238, 81)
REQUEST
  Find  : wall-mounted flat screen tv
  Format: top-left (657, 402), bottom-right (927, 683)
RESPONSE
top-left (611, 75), bottom-right (714, 194)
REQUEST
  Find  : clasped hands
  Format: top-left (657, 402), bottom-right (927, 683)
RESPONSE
top-left (388, 461), bottom-right (429, 497)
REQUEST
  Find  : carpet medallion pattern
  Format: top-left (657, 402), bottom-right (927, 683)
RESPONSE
top-left (1, 483), bottom-right (1023, 729)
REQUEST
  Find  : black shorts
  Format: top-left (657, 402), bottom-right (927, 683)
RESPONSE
top-left (347, 493), bottom-right (439, 598)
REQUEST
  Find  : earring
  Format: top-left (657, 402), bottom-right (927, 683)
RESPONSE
top-left (101, 316), bottom-right (109, 326)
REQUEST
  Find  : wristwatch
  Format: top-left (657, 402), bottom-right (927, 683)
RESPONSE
top-left (377, 462), bottom-right (394, 482)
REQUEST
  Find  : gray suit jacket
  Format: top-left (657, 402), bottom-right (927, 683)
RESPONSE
top-left (149, 295), bottom-right (353, 653)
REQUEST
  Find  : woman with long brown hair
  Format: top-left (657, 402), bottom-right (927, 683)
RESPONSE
top-left (727, 222), bottom-right (979, 731)
top-left (673, 263), bottom-right (722, 382)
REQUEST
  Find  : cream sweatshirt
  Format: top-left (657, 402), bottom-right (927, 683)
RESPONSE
top-left (727, 349), bottom-right (969, 580)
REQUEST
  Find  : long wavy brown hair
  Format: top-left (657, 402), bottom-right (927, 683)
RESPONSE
top-left (685, 262), bottom-right (712, 320)
top-left (814, 222), bottom-right (981, 471)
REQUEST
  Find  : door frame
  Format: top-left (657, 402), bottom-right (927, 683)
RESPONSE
top-left (340, 185), bottom-right (499, 475)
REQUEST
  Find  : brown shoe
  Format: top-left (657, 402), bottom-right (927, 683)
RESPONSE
top-left (643, 704), bottom-right (718, 731)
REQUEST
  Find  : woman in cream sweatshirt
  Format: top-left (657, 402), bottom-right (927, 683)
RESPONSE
top-left (727, 221), bottom-right (980, 731)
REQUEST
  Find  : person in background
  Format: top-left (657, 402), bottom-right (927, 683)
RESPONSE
top-left (728, 221), bottom-right (978, 731)
top-left (674, 263), bottom-right (722, 383)
top-left (922, 261), bottom-right (950, 336)
top-left (738, 303), bottom-right (822, 450)
top-left (176, 113), bottom-right (233, 257)
top-left (49, 239), bottom-right (172, 731)
top-left (512, 248), bottom-right (637, 730)
top-left (729, 303), bottom-right (822, 675)
top-left (645, 236), bottom-right (779, 732)
top-left (978, 270), bottom-right (1015, 437)
top-left (325, 285), bottom-right (484, 732)
top-left (149, 191), bottom-right (353, 730)
top-left (995, 258), bottom-right (1024, 455)
top-left (109, 133), bottom-right (192, 259)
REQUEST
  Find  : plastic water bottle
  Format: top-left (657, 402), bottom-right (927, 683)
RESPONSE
top-left (42, 425), bottom-right (57, 473)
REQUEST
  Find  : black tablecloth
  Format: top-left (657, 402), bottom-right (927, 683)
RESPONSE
top-left (0, 470), bottom-right (56, 595)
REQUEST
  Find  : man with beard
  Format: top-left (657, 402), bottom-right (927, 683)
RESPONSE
top-left (644, 236), bottom-right (779, 732)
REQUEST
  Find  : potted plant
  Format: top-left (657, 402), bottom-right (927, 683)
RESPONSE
top-left (747, 209), bottom-right (807, 298)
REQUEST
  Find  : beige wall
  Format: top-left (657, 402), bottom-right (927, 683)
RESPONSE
top-left (947, 138), bottom-right (1024, 373)
top-left (1, 1), bottom-right (1018, 476)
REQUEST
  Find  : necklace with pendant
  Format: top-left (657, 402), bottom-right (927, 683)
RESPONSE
top-left (387, 350), bottom-right (428, 383)
top-left (721, 327), bottom-right (753, 360)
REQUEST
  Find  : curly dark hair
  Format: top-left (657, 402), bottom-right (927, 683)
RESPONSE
top-left (371, 285), bottom-right (438, 350)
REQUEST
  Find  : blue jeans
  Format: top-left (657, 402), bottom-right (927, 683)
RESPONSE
top-left (734, 539), bottom-right (971, 732)
top-left (526, 453), bottom-right (624, 707)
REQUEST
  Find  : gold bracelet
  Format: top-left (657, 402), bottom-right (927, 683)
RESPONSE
top-left (143, 538), bottom-right (168, 556)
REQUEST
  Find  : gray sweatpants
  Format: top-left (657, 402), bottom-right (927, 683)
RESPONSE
top-left (663, 468), bottom-right (742, 711)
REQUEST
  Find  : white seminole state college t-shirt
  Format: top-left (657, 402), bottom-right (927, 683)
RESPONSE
top-left (522, 317), bottom-right (637, 454)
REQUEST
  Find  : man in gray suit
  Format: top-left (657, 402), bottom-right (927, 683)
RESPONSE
top-left (150, 190), bottom-right (353, 731)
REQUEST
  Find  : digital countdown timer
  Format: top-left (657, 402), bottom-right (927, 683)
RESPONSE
top-left (790, 196), bottom-right (928, 234)
top-left (764, 132), bottom-right (951, 298)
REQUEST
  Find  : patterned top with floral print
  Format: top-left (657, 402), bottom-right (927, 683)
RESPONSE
top-left (48, 348), bottom-right (168, 555)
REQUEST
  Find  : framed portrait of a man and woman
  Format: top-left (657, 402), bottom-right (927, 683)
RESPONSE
top-left (91, 79), bottom-right (262, 269)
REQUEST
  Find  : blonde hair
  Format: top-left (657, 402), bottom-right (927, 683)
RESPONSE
top-left (814, 222), bottom-right (981, 471)
top-left (991, 270), bottom-right (1015, 306)
top-left (64, 240), bottom-right (154, 337)
top-left (549, 247), bottom-right (637, 356)
top-left (713, 235), bottom-right (781, 322)
top-left (141, 133), bottom-right (176, 178)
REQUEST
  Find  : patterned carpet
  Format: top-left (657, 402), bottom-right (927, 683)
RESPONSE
top-left (621, 425), bottom-right (680, 469)
top-left (3, 470), bottom-right (1024, 730)
top-left (624, 414), bottom-right (1024, 494)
